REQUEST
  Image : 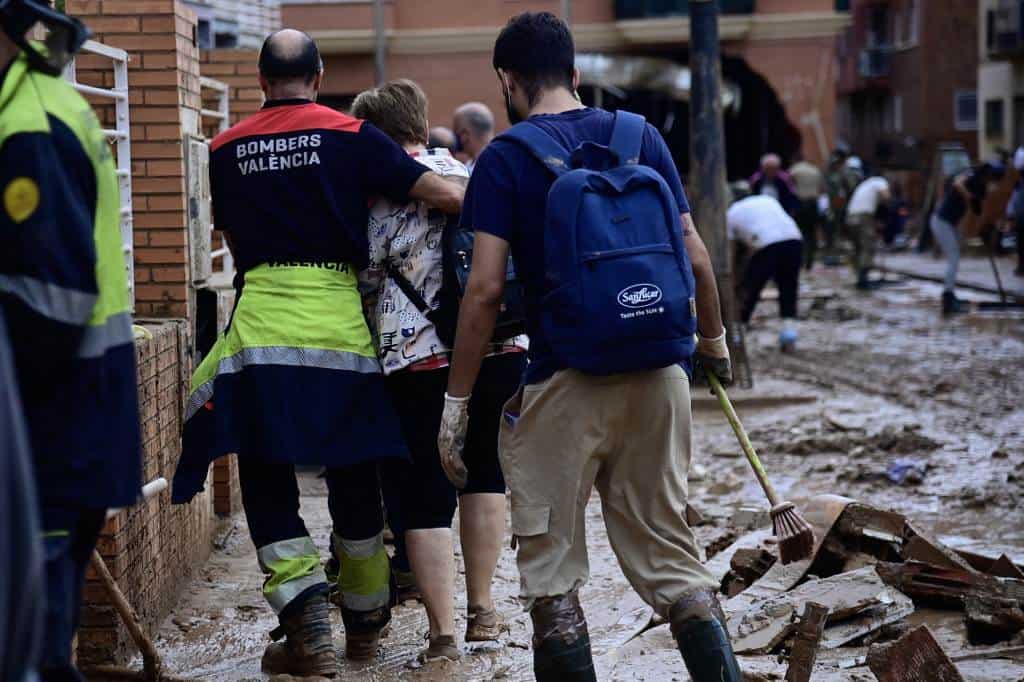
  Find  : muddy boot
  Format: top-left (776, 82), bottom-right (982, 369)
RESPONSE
top-left (419, 634), bottom-right (461, 663)
top-left (466, 605), bottom-right (504, 642)
top-left (530, 591), bottom-right (597, 682)
top-left (669, 590), bottom-right (741, 682)
top-left (342, 605), bottom-right (390, 661)
top-left (261, 592), bottom-right (337, 677)
top-left (942, 290), bottom-right (966, 316)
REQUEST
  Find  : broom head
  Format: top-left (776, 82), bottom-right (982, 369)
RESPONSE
top-left (770, 501), bottom-right (815, 564)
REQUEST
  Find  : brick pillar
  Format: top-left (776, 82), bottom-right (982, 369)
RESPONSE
top-left (63, 1), bottom-right (219, 667)
top-left (68, 0), bottom-right (203, 319)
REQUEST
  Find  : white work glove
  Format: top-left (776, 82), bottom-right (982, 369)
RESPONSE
top-left (438, 393), bottom-right (470, 489)
top-left (693, 330), bottom-right (733, 386)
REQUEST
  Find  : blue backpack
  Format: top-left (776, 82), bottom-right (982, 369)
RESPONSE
top-left (501, 111), bottom-right (697, 375)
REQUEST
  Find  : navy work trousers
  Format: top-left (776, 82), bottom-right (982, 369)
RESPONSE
top-left (39, 506), bottom-right (106, 682)
top-left (741, 239), bottom-right (803, 323)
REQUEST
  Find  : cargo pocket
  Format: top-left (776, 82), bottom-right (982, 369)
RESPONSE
top-left (510, 504), bottom-right (550, 550)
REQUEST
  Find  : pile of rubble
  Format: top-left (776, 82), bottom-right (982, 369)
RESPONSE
top-left (709, 495), bottom-right (1024, 680)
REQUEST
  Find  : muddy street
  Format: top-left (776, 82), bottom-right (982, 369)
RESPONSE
top-left (147, 266), bottom-right (1024, 681)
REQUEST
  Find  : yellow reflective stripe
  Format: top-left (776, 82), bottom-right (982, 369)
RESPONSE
top-left (257, 537), bottom-right (327, 614)
top-left (335, 532), bottom-right (389, 611)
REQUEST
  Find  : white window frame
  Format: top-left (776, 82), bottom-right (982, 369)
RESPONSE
top-left (199, 77), bottom-right (233, 279)
top-left (955, 90), bottom-right (979, 132)
top-left (64, 40), bottom-right (134, 309)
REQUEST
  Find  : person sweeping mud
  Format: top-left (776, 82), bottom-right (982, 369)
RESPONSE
top-left (170, 30), bottom-right (464, 676)
top-left (438, 12), bottom-right (742, 682)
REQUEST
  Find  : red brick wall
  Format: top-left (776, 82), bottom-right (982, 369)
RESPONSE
top-left (78, 321), bottom-right (215, 666)
top-left (68, 0), bottom-right (202, 319)
top-left (199, 49), bottom-right (264, 128)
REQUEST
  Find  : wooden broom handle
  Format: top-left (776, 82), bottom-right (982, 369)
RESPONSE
top-left (707, 373), bottom-right (782, 508)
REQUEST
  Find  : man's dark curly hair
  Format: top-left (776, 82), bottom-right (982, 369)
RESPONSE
top-left (492, 12), bottom-right (575, 107)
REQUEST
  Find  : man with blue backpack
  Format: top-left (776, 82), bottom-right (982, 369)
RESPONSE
top-left (437, 12), bottom-right (741, 682)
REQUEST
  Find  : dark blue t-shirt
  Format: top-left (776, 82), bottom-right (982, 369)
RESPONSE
top-left (210, 99), bottom-right (429, 274)
top-left (937, 167), bottom-right (986, 225)
top-left (461, 107), bottom-right (692, 385)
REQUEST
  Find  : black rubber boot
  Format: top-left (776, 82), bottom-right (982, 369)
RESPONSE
top-left (669, 591), bottom-right (742, 682)
top-left (530, 591), bottom-right (597, 682)
top-left (534, 630), bottom-right (596, 681)
top-left (942, 290), bottom-right (966, 315)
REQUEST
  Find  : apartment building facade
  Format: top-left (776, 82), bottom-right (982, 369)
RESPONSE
top-left (836, 0), bottom-right (979, 176)
top-left (979, 0), bottom-right (1024, 159)
top-left (277, 0), bottom-right (850, 175)
top-left (184, 0), bottom-right (282, 49)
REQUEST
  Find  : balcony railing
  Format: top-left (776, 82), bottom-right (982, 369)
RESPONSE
top-left (858, 46), bottom-right (891, 79)
top-left (615, 0), bottom-right (755, 20)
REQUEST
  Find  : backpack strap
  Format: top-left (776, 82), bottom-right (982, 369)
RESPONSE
top-left (608, 111), bottom-right (646, 166)
top-left (500, 122), bottom-right (571, 176)
top-left (384, 260), bottom-right (432, 315)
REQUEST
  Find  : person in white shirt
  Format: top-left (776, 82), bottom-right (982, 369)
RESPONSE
top-left (353, 80), bottom-right (526, 663)
top-left (727, 183), bottom-right (803, 350)
top-left (845, 175), bottom-right (891, 288)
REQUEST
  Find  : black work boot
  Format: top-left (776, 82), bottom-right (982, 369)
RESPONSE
top-left (341, 604), bottom-right (390, 661)
top-left (942, 290), bottom-right (966, 315)
top-left (669, 590), bottom-right (742, 682)
top-left (530, 591), bottom-right (597, 682)
top-left (262, 591), bottom-right (337, 677)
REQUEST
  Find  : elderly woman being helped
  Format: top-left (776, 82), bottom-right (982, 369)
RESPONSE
top-left (352, 80), bottom-right (526, 663)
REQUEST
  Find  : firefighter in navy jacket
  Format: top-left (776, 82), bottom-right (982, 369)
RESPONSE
top-left (0, 2), bottom-right (141, 678)
top-left (171, 29), bottom-right (464, 675)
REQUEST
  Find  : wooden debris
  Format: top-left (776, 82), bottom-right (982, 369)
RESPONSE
top-left (706, 529), bottom-right (773, 584)
top-left (784, 602), bottom-right (829, 682)
top-left (876, 561), bottom-right (1024, 609)
top-left (821, 588), bottom-right (915, 649)
top-left (965, 594), bottom-right (1024, 645)
top-left (727, 566), bottom-right (912, 654)
top-left (990, 554), bottom-right (1024, 580)
top-left (867, 625), bottom-right (965, 682)
top-left (722, 548), bottom-right (777, 598)
top-left (954, 550), bottom-right (1024, 579)
top-left (721, 546), bottom-right (777, 597)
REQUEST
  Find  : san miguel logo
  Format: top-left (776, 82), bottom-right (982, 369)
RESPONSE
top-left (617, 283), bottom-right (663, 309)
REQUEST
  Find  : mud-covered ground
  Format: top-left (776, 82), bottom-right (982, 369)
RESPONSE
top-left (147, 261), bottom-right (1024, 680)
